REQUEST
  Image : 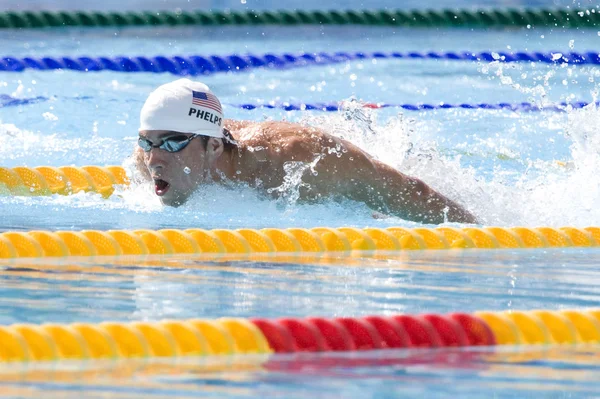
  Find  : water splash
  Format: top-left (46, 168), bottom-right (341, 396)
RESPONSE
top-left (267, 155), bottom-right (323, 207)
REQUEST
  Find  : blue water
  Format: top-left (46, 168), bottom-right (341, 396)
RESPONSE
top-left (2, 0), bottom-right (600, 397)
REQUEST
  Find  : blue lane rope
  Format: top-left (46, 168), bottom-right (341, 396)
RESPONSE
top-left (0, 51), bottom-right (599, 75)
top-left (234, 101), bottom-right (596, 112)
top-left (0, 94), bottom-right (595, 112)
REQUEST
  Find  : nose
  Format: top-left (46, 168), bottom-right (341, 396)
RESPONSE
top-left (146, 147), bottom-right (169, 172)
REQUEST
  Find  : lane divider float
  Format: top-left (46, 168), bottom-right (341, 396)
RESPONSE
top-left (2, 94), bottom-right (596, 113)
top-left (0, 225), bottom-right (599, 259)
top-left (237, 100), bottom-right (597, 112)
top-left (1, 51), bottom-right (598, 76)
top-left (0, 165), bottom-right (128, 197)
top-left (0, 8), bottom-right (597, 29)
top-left (1, 309), bottom-right (599, 362)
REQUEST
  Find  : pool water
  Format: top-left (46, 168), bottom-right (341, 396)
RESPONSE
top-left (1, 0), bottom-right (600, 397)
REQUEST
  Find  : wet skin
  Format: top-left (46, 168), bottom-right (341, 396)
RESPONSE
top-left (136, 120), bottom-right (478, 224)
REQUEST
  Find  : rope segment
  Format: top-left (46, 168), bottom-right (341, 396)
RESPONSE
top-left (0, 9), bottom-right (598, 29)
top-left (1, 51), bottom-right (598, 76)
top-left (1, 309), bottom-right (599, 362)
top-left (0, 225), bottom-right (599, 259)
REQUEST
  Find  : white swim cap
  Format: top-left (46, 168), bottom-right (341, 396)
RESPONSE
top-left (139, 78), bottom-right (225, 139)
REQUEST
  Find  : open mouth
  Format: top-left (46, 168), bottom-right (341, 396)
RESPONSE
top-left (154, 178), bottom-right (170, 196)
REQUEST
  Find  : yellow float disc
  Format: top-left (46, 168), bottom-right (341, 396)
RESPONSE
top-left (217, 318), bottom-right (271, 354)
top-left (463, 227), bottom-right (499, 249)
top-left (561, 310), bottom-right (600, 343)
top-left (82, 166), bottom-right (116, 198)
top-left (286, 228), bottom-right (326, 252)
top-left (27, 230), bottom-right (69, 257)
top-left (185, 229), bottom-right (226, 253)
top-left (159, 320), bottom-right (211, 355)
top-left (133, 229), bottom-right (174, 255)
top-left (98, 322), bottom-right (148, 358)
top-left (337, 227), bottom-right (377, 250)
top-left (560, 227), bottom-right (597, 247)
top-left (105, 165), bottom-right (130, 186)
top-left (531, 310), bottom-right (579, 344)
top-left (0, 326), bottom-right (30, 361)
top-left (310, 227), bottom-right (351, 251)
top-left (535, 227), bottom-right (573, 247)
top-left (0, 167), bottom-right (26, 195)
top-left (81, 230), bottom-right (122, 256)
top-left (412, 228), bottom-right (450, 249)
top-left (107, 230), bottom-right (149, 255)
top-left (158, 229), bottom-right (200, 254)
top-left (584, 227), bottom-right (600, 245)
top-left (474, 311), bottom-right (522, 345)
top-left (483, 227), bottom-right (525, 248)
top-left (130, 322), bottom-right (179, 358)
top-left (10, 324), bottom-right (57, 361)
top-left (363, 228), bottom-right (401, 250)
top-left (504, 311), bottom-right (552, 345)
top-left (435, 227), bottom-right (475, 248)
top-left (55, 231), bottom-right (97, 257)
top-left (236, 229), bottom-right (276, 252)
top-left (0, 235), bottom-right (17, 258)
top-left (40, 324), bottom-right (89, 359)
top-left (212, 229), bottom-right (251, 253)
top-left (12, 166), bottom-right (51, 196)
top-left (385, 227), bottom-right (427, 250)
top-left (71, 323), bottom-right (118, 359)
top-left (1, 232), bottom-right (44, 258)
top-left (187, 319), bottom-right (236, 355)
top-left (261, 228), bottom-right (303, 252)
top-left (582, 309), bottom-right (600, 327)
top-left (59, 166), bottom-right (97, 193)
top-left (511, 227), bottom-right (548, 248)
top-left (35, 166), bottom-right (70, 195)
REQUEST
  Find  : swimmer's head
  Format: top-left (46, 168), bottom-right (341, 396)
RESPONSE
top-left (138, 79), bottom-right (235, 206)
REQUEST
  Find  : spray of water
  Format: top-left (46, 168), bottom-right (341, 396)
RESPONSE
top-left (4, 53), bottom-right (600, 228)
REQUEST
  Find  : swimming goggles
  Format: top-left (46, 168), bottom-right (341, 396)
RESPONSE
top-left (138, 133), bottom-right (200, 153)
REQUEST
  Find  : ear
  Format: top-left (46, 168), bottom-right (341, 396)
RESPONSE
top-left (205, 137), bottom-right (224, 164)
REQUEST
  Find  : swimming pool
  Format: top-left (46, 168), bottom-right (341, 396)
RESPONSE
top-left (1, 0), bottom-right (600, 397)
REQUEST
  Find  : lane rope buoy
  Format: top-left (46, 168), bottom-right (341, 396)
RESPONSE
top-left (1, 51), bottom-right (598, 76)
top-left (2, 309), bottom-right (600, 362)
top-left (0, 225), bottom-right (599, 259)
top-left (0, 9), bottom-right (597, 29)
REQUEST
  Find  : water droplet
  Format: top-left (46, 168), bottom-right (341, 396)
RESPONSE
top-left (183, 166), bottom-right (191, 174)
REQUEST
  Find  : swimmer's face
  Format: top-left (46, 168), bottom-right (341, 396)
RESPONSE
top-left (139, 130), bottom-right (208, 206)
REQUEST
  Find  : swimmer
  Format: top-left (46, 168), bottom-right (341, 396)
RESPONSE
top-left (134, 78), bottom-right (477, 224)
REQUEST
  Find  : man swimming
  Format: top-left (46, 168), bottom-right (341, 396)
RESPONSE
top-left (134, 78), bottom-right (477, 224)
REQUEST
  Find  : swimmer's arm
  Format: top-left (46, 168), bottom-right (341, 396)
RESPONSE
top-left (362, 159), bottom-right (478, 224)
top-left (333, 144), bottom-right (477, 224)
top-left (280, 130), bottom-right (477, 224)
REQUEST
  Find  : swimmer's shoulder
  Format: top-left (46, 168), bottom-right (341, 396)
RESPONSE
top-left (225, 119), bottom-right (337, 154)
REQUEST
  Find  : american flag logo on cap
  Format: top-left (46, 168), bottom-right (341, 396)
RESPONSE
top-left (192, 90), bottom-right (222, 114)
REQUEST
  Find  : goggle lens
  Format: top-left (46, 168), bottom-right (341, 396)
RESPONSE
top-left (138, 134), bottom-right (196, 153)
